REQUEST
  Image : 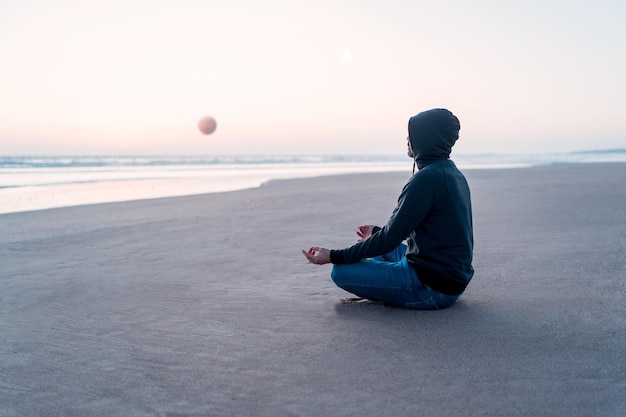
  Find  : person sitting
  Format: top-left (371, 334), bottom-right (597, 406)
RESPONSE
top-left (302, 108), bottom-right (473, 310)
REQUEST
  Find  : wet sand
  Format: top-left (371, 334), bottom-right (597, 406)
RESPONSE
top-left (1, 163), bottom-right (624, 416)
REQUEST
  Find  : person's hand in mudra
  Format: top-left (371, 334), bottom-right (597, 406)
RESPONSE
top-left (356, 225), bottom-right (375, 241)
top-left (302, 246), bottom-right (331, 265)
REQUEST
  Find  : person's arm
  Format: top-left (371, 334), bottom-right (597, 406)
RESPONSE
top-left (302, 172), bottom-right (435, 266)
top-left (302, 225), bottom-right (376, 265)
top-left (330, 175), bottom-right (434, 264)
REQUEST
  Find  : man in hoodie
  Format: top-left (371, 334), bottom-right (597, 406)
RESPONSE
top-left (302, 108), bottom-right (473, 309)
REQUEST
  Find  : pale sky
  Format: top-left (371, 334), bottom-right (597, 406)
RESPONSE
top-left (1, 0), bottom-right (625, 156)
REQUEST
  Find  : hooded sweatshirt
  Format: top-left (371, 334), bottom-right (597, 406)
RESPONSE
top-left (329, 108), bottom-right (474, 295)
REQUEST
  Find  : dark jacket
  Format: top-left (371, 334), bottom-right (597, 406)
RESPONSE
top-left (330, 109), bottom-right (474, 295)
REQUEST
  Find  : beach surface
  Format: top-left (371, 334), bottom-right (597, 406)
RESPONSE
top-left (1, 163), bottom-right (625, 417)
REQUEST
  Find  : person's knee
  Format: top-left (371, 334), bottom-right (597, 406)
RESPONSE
top-left (330, 265), bottom-right (346, 287)
top-left (330, 265), bottom-right (340, 284)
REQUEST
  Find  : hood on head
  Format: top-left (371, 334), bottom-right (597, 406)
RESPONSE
top-left (408, 108), bottom-right (460, 164)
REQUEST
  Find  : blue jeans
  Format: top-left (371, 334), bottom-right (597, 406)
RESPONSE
top-left (331, 244), bottom-right (460, 310)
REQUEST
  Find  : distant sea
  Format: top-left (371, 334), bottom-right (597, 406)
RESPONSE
top-left (1, 150), bottom-right (625, 214)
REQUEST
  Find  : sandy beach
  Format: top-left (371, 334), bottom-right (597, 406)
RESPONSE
top-left (1, 163), bottom-right (625, 417)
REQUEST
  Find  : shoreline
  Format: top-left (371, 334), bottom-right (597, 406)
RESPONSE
top-left (0, 162), bottom-right (411, 215)
top-left (3, 160), bottom-right (618, 216)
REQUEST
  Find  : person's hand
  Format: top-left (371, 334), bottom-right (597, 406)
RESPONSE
top-left (302, 246), bottom-right (331, 265)
top-left (356, 225), bottom-right (375, 241)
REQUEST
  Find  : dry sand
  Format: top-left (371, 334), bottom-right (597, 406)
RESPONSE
top-left (1, 163), bottom-right (625, 417)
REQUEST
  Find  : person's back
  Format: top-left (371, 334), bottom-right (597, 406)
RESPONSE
top-left (405, 159), bottom-right (473, 296)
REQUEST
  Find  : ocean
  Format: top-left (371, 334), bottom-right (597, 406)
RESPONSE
top-left (1, 150), bottom-right (625, 214)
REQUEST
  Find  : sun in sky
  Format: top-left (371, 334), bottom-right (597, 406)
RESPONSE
top-left (0, 0), bottom-right (624, 156)
top-left (340, 50), bottom-right (354, 64)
